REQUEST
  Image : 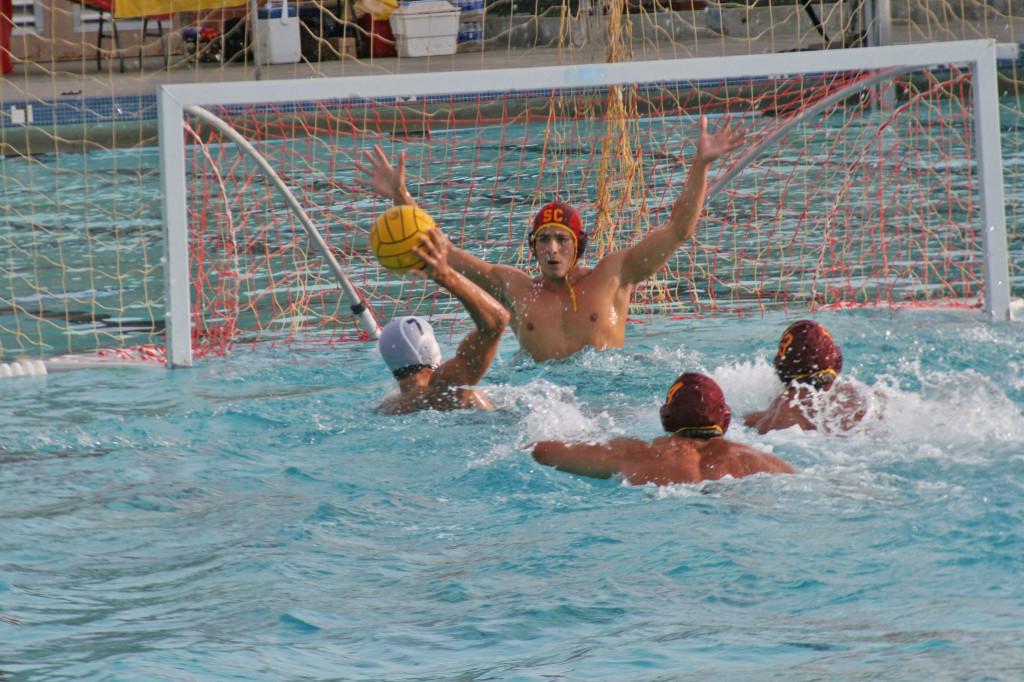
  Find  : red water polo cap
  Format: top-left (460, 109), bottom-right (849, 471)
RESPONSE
top-left (659, 372), bottom-right (732, 438)
top-left (530, 201), bottom-right (588, 262)
top-left (774, 320), bottom-right (843, 387)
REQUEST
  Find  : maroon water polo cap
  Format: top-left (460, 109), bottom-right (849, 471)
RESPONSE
top-left (529, 200), bottom-right (588, 262)
top-left (659, 372), bottom-right (732, 438)
top-left (774, 320), bottom-right (843, 387)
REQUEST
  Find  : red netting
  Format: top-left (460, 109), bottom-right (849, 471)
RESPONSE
top-left (183, 65), bottom-right (982, 357)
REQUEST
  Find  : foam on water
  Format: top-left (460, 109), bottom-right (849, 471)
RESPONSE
top-left (2, 312), bottom-right (1024, 679)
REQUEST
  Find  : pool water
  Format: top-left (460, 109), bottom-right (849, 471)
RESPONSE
top-left (2, 309), bottom-right (1023, 679)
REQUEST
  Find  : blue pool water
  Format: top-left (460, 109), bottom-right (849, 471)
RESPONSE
top-left (2, 309), bottom-right (1023, 679)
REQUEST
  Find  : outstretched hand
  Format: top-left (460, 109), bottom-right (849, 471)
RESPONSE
top-left (409, 227), bottom-right (453, 284)
top-left (695, 115), bottom-right (746, 164)
top-left (354, 145), bottom-right (407, 201)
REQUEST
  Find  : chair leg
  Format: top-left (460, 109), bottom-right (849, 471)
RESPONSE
top-left (95, 10), bottom-right (124, 72)
top-left (139, 18), bottom-right (169, 70)
top-left (159, 19), bottom-right (168, 68)
top-left (112, 17), bottom-right (123, 72)
top-left (96, 11), bottom-right (103, 70)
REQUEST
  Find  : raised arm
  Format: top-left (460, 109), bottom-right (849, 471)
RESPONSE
top-left (355, 145), bottom-right (417, 208)
top-left (445, 248), bottom-right (525, 307)
top-left (356, 145), bottom-right (524, 305)
top-left (618, 116), bottom-right (745, 285)
top-left (413, 228), bottom-right (510, 388)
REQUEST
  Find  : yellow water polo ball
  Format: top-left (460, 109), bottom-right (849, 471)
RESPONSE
top-left (370, 205), bottom-right (437, 274)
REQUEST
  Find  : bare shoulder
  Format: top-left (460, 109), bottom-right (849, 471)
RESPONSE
top-left (771, 393), bottom-right (815, 431)
top-left (825, 379), bottom-right (879, 430)
top-left (492, 262), bottom-right (534, 287)
top-left (699, 438), bottom-right (794, 476)
top-left (620, 436), bottom-right (702, 485)
top-left (421, 382), bottom-right (485, 411)
top-left (570, 257), bottom-right (635, 297)
top-left (644, 435), bottom-right (709, 465)
top-left (832, 380), bottom-right (873, 407)
top-left (608, 436), bottom-right (656, 455)
top-left (735, 440), bottom-right (794, 474)
top-left (649, 434), bottom-right (698, 452)
top-left (587, 249), bottom-right (630, 278)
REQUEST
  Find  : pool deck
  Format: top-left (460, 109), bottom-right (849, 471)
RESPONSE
top-left (3, 16), bottom-right (1023, 108)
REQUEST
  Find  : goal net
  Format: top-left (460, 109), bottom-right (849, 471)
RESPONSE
top-left (159, 40), bottom-right (1008, 366)
top-left (2, 1), bottom-right (1024, 368)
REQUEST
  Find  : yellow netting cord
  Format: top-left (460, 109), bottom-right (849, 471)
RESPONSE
top-left (595, 1), bottom-right (670, 306)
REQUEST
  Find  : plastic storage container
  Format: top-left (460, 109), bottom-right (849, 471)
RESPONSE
top-left (389, 0), bottom-right (461, 58)
top-left (256, 0), bottom-right (301, 64)
top-left (454, 0), bottom-right (484, 43)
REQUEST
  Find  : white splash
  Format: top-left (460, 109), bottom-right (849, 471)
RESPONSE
top-left (712, 354), bottom-right (1024, 463)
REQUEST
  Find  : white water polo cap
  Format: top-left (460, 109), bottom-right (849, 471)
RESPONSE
top-left (378, 316), bottom-right (442, 376)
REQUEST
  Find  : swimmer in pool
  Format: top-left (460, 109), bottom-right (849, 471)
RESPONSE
top-left (532, 372), bottom-right (794, 485)
top-left (743, 320), bottom-right (870, 434)
top-left (378, 227), bottom-right (509, 415)
top-left (357, 116), bottom-right (745, 362)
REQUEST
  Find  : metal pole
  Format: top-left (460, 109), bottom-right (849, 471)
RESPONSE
top-left (868, 0), bottom-right (894, 109)
top-left (972, 43), bottom-right (1012, 321)
top-left (185, 105), bottom-right (381, 339)
top-left (157, 87), bottom-right (194, 368)
top-left (873, 0), bottom-right (891, 47)
top-left (251, 0), bottom-right (263, 80)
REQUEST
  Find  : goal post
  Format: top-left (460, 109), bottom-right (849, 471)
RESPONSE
top-left (158, 89), bottom-right (193, 371)
top-left (158, 38), bottom-right (1011, 368)
top-left (971, 42), bottom-right (1012, 323)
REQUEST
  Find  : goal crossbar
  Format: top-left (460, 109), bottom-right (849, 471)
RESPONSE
top-left (160, 40), bottom-right (995, 108)
top-left (159, 39), bottom-right (1010, 368)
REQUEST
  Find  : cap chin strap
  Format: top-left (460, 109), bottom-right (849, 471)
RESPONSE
top-left (672, 424), bottom-right (724, 439)
top-left (565, 273), bottom-right (578, 313)
top-left (791, 368), bottom-right (838, 386)
top-left (393, 364), bottom-right (432, 380)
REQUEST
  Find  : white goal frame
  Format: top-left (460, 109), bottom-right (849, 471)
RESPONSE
top-left (158, 39), bottom-right (1010, 368)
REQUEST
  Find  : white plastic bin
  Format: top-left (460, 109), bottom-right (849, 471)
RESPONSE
top-left (389, 1), bottom-right (461, 57)
top-left (256, 0), bottom-right (301, 64)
